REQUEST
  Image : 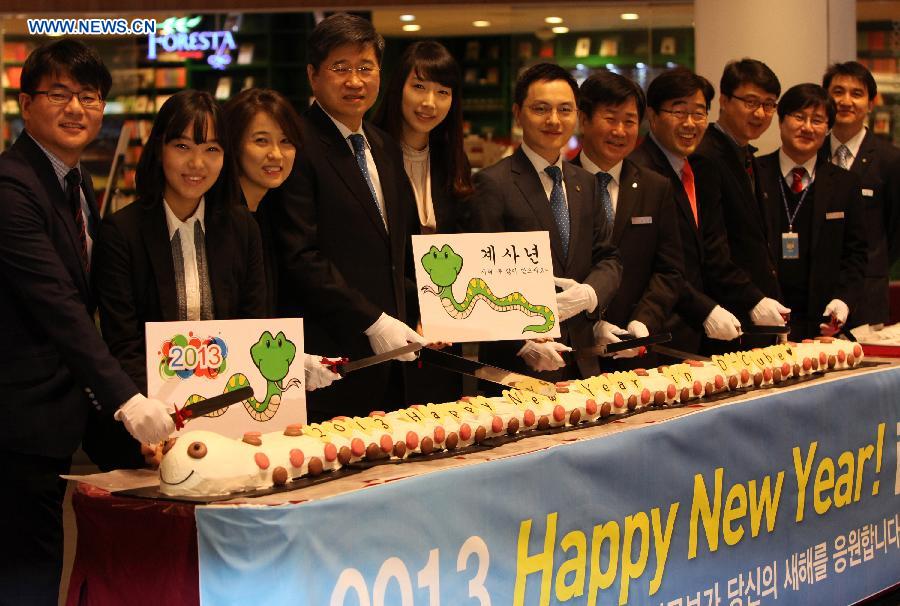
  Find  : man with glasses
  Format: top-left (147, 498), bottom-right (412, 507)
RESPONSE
top-left (570, 70), bottom-right (682, 366)
top-left (693, 59), bottom-right (791, 337)
top-left (755, 84), bottom-right (866, 339)
top-left (631, 68), bottom-right (756, 354)
top-left (821, 61), bottom-right (900, 328)
top-left (0, 39), bottom-right (173, 604)
top-left (272, 13), bottom-right (423, 420)
top-left (467, 63), bottom-right (621, 382)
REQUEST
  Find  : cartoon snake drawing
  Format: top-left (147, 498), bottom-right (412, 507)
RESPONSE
top-left (184, 331), bottom-right (302, 422)
top-left (420, 244), bottom-right (555, 333)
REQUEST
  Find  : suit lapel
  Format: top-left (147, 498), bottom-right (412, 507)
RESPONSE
top-left (852, 130), bottom-right (876, 180)
top-left (810, 161), bottom-right (830, 256)
top-left (308, 104), bottom-right (389, 242)
top-left (142, 201), bottom-right (179, 320)
top-left (511, 148), bottom-right (565, 267)
top-left (562, 161), bottom-right (584, 273)
top-left (756, 154), bottom-right (783, 263)
top-left (612, 161), bottom-right (639, 244)
top-left (364, 125), bottom-right (398, 240)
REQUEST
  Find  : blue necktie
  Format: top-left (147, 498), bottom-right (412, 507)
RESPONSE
top-left (544, 165), bottom-right (569, 258)
top-left (597, 171), bottom-right (614, 226)
top-left (348, 133), bottom-right (384, 224)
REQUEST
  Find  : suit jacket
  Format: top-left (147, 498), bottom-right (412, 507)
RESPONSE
top-left (819, 131), bottom-right (900, 325)
top-left (272, 102), bottom-right (419, 417)
top-left (466, 147), bottom-right (622, 379)
top-left (0, 133), bottom-right (136, 458)
top-left (92, 199), bottom-right (266, 392)
top-left (571, 156), bottom-right (683, 333)
top-left (429, 147), bottom-right (471, 235)
top-left (693, 125), bottom-right (774, 318)
top-left (242, 190), bottom-right (279, 317)
top-left (756, 151), bottom-right (868, 333)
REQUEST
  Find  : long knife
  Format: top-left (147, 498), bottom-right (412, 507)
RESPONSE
top-left (418, 346), bottom-right (557, 397)
top-left (333, 342), bottom-right (424, 376)
top-left (652, 344), bottom-right (711, 362)
top-left (575, 332), bottom-right (672, 358)
top-left (173, 386), bottom-right (254, 423)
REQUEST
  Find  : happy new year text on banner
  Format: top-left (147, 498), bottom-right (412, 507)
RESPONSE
top-left (196, 367), bottom-right (900, 605)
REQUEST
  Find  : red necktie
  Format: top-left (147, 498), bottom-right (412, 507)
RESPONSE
top-left (681, 159), bottom-right (699, 227)
top-left (65, 168), bottom-right (89, 271)
top-left (791, 167), bottom-right (806, 194)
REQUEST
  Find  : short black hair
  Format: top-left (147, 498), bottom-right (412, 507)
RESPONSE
top-left (646, 68), bottom-right (715, 112)
top-left (776, 83), bottom-right (836, 129)
top-left (822, 61), bottom-right (877, 100)
top-left (578, 70), bottom-right (646, 121)
top-left (307, 12), bottom-right (385, 70)
top-left (20, 38), bottom-right (112, 99)
top-left (513, 63), bottom-right (578, 108)
top-left (720, 58), bottom-right (780, 98)
top-left (136, 90), bottom-right (239, 213)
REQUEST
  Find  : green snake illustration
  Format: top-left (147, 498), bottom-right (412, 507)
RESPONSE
top-left (420, 244), bottom-right (555, 333)
top-left (184, 331), bottom-right (302, 422)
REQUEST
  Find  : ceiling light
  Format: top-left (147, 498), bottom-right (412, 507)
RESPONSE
top-left (545, 16), bottom-right (563, 24)
top-left (400, 14), bottom-right (415, 22)
top-left (402, 24), bottom-right (421, 32)
top-left (620, 13), bottom-right (640, 20)
top-left (473, 20), bottom-right (491, 27)
top-left (551, 26), bottom-right (569, 34)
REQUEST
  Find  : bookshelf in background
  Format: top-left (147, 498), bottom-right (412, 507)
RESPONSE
top-left (857, 20), bottom-right (899, 146)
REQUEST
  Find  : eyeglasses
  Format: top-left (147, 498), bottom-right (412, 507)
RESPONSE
top-left (787, 112), bottom-right (828, 128)
top-left (528, 104), bottom-right (575, 117)
top-left (729, 94), bottom-right (777, 114)
top-left (328, 64), bottom-right (380, 80)
top-left (32, 86), bottom-right (103, 108)
top-left (658, 108), bottom-right (708, 123)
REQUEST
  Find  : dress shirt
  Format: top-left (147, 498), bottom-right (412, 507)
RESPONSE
top-left (778, 150), bottom-right (818, 189)
top-left (830, 126), bottom-right (867, 167)
top-left (164, 197), bottom-right (206, 321)
top-left (578, 152), bottom-right (622, 212)
top-left (521, 142), bottom-right (568, 207)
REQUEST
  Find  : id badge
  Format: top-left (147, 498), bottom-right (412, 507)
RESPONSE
top-left (781, 232), bottom-right (799, 259)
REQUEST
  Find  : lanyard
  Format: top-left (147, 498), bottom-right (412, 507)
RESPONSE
top-left (778, 175), bottom-right (813, 233)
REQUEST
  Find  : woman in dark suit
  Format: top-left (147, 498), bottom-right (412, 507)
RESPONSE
top-left (86, 91), bottom-right (267, 469)
top-left (373, 41), bottom-right (473, 403)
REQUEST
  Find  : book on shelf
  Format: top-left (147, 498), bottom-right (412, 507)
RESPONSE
top-left (599, 39), bottom-right (619, 57)
top-left (574, 38), bottom-right (591, 58)
top-left (4, 66), bottom-right (22, 89)
top-left (464, 68), bottom-right (479, 85)
top-left (2, 41), bottom-right (29, 62)
top-left (659, 36), bottom-right (677, 55)
top-left (237, 43), bottom-right (255, 65)
top-left (215, 77), bottom-right (232, 101)
top-left (517, 41), bottom-right (534, 60)
top-left (485, 67), bottom-right (499, 85)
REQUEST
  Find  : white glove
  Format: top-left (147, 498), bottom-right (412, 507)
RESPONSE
top-left (114, 394), bottom-right (175, 444)
top-left (703, 305), bottom-right (743, 341)
top-left (750, 297), bottom-right (790, 326)
top-left (517, 340), bottom-right (572, 372)
top-left (365, 313), bottom-right (425, 361)
top-left (304, 353), bottom-right (342, 391)
top-left (604, 319), bottom-right (650, 359)
top-left (593, 320), bottom-right (629, 345)
top-left (554, 277), bottom-right (598, 322)
top-left (820, 299), bottom-right (850, 335)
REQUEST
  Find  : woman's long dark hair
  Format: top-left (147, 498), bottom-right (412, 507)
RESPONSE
top-left (135, 90), bottom-right (238, 214)
top-left (373, 40), bottom-right (473, 198)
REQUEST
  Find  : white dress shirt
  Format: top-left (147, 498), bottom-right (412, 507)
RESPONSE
top-left (830, 126), bottom-right (867, 168)
top-left (164, 197), bottom-right (206, 321)
top-left (520, 142), bottom-right (568, 207)
top-left (578, 152), bottom-right (623, 213)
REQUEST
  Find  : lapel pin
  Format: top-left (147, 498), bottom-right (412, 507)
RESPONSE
top-left (632, 182), bottom-right (638, 188)
top-left (576, 184), bottom-right (581, 192)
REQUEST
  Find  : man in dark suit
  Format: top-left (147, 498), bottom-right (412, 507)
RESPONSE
top-left (693, 59), bottom-right (793, 332)
top-left (467, 63), bottom-right (621, 381)
top-left (756, 84), bottom-right (867, 338)
top-left (631, 68), bottom-right (750, 353)
top-left (822, 61), bottom-right (900, 326)
top-left (0, 40), bottom-right (173, 604)
top-left (272, 13), bottom-right (422, 420)
top-left (571, 70), bottom-right (682, 365)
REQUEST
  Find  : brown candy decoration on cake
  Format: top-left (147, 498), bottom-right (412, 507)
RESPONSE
top-left (445, 432), bottom-right (459, 450)
top-left (537, 415), bottom-right (551, 430)
top-left (474, 426), bottom-right (487, 444)
top-left (654, 391), bottom-right (666, 406)
top-left (187, 441), bottom-right (207, 459)
top-left (728, 375), bottom-right (739, 390)
top-left (242, 432), bottom-right (262, 447)
top-left (600, 402), bottom-right (612, 417)
top-left (568, 408), bottom-right (581, 425)
top-left (627, 395), bottom-right (638, 411)
top-left (283, 424), bottom-right (303, 437)
top-left (420, 436), bottom-right (434, 455)
top-left (307, 456), bottom-right (324, 476)
top-left (337, 447), bottom-right (352, 466)
top-left (507, 417), bottom-right (520, 435)
top-left (753, 372), bottom-right (763, 387)
top-left (393, 441), bottom-right (407, 458)
top-left (272, 466), bottom-right (288, 486)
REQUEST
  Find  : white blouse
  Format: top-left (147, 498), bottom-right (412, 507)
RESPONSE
top-left (401, 142), bottom-right (436, 234)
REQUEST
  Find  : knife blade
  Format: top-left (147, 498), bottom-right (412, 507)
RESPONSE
top-left (819, 315), bottom-right (858, 342)
top-left (652, 345), bottom-right (711, 362)
top-left (335, 342), bottom-right (424, 375)
top-left (575, 332), bottom-right (672, 358)
top-left (418, 346), bottom-right (557, 397)
top-left (174, 386), bottom-right (254, 421)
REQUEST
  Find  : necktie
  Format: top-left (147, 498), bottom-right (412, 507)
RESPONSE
top-left (791, 167), bottom-right (807, 194)
top-left (544, 165), bottom-right (570, 258)
top-left (835, 144), bottom-right (852, 170)
top-left (65, 168), bottom-right (88, 271)
top-left (348, 133), bottom-right (384, 225)
top-left (681, 159), bottom-right (699, 227)
top-left (194, 220), bottom-right (214, 321)
top-left (596, 171), bottom-right (614, 225)
top-left (744, 146), bottom-right (756, 195)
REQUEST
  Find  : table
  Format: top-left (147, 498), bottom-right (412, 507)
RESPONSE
top-left (66, 364), bottom-right (900, 606)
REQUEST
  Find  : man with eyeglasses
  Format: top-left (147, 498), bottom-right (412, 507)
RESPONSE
top-left (631, 68), bottom-right (758, 354)
top-left (0, 39), bottom-right (174, 604)
top-left (821, 61), bottom-right (900, 328)
top-left (272, 13), bottom-right (423, 421)
top-left (693, 58), bottom-right (792, 341)
top-left (570, 70), bottom-right (682, 366)
top-left (754, 84), bottom-right (866, 339)
top-left (467, 63), bottom-right (621, 383)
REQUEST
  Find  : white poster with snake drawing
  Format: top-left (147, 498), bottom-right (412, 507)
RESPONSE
top-left (413, 231), bottom-right (560, 342)
top-left (146, 318), bottom-right (305, 437)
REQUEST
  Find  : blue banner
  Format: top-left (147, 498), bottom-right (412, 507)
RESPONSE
top-left (197, 367), bottom-right (900, 605)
